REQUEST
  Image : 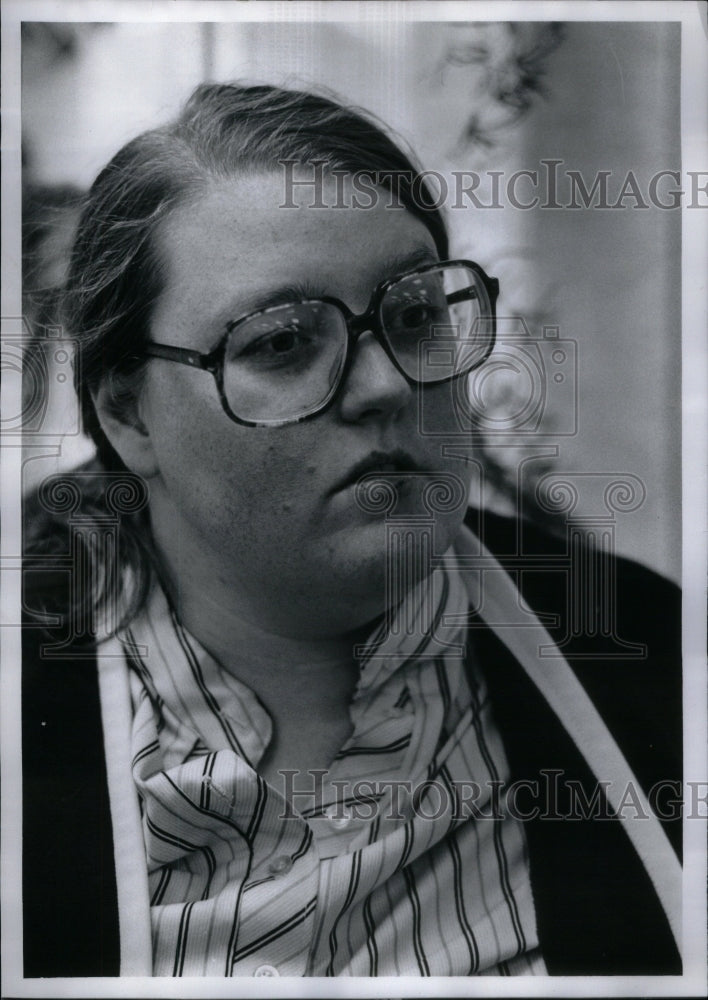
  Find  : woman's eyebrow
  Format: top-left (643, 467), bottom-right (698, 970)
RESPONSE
top-left (220, 282), bottom-right (324, 331)
top-left (218, 246), bottom-right (439, 332)
top-left (375, 245), bottom-right (441, 278)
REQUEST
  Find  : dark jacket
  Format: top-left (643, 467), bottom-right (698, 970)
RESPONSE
top-left (22, 505), bottom-right (682, 977)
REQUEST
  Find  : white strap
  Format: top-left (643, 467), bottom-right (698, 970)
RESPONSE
top-left (97, 638), bottom-right (153, 976)
top-left (455, 524), bottom-right (682, 951)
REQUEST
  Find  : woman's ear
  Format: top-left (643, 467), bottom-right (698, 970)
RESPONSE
top-left (91, 373), bottom-right (159, 478)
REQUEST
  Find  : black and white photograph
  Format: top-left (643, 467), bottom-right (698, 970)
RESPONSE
top-left (2, 0), bottom-right (706, 995)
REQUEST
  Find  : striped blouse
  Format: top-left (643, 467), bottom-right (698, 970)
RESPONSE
top-left (122, 550), bottom-right (546, 976)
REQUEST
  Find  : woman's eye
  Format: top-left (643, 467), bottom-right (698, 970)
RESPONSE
top-left (238, 327), bottom-right (305, 357)
top-left (389, 300), bottom-right (444, 331)
top-left (231, 326), bottom-right (320, 370)
top-left (265, 330), bottom-right (298, 354)
top-left (398, 303), bottom-right (435, 327)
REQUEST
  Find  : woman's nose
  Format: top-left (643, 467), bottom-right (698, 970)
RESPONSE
top-left (337, 330), bottom-right (413, 424)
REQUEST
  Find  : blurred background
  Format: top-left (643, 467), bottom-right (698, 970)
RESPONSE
top-left (20, 18), bottom-right (681, 581)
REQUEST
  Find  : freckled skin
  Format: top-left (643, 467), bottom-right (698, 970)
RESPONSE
top-left (136, 172), bottom-right (472, 638)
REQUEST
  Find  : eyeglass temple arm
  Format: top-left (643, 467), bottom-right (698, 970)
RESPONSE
top-left (446, 277), bottom-right (499, 307)
top-left (143, 342), bottom-right (219, 371)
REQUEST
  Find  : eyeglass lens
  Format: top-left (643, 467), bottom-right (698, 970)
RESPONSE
top-left (222, 264), bottom-right (493, 424)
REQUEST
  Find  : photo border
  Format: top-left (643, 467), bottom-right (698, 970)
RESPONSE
top-left (2, 2), bottom-right (706, 997)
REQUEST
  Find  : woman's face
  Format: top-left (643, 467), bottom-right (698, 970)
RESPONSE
top-left (136, 171), bottom-right (471, 636)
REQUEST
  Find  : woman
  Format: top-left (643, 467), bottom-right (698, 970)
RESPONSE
top-left (22, 83), bottom-right (681, 978)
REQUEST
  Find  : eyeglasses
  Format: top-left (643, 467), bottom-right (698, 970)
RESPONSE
top-left (142, 259), bottom-right (499, 427)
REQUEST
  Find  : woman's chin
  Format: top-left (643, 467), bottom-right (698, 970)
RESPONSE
top-left (321, 516), bottom-right (456, 598)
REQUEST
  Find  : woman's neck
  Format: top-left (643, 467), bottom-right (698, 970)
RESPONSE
top-left (149, 520), bottom-right (376, 778)
top-left (170, 570), bottom-right (367, 682)
top-left (162, 563), bottom-right (367, 791)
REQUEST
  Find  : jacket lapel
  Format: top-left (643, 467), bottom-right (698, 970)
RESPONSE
top-left (22, 629), bottom-right (121, 976)
top-left (471, 615), bottom-right (681, 974)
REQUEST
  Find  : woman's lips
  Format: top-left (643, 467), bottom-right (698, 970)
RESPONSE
top-left (330, 448), bottom-right (427, 495)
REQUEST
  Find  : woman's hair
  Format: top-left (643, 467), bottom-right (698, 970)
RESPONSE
top-left (31, 82), bottom-right (451, 635)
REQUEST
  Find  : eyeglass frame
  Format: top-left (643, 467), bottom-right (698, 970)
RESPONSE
top-left (140, 258), bottom-right (500, 428)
